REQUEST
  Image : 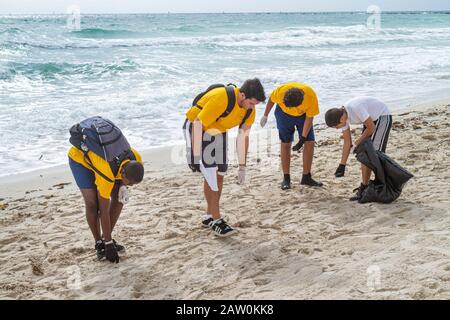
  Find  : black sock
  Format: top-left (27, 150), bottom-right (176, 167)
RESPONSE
top-left (302, 173), bottom-right (311, 179)
top-left (283, 174), bottom-right (291, 182)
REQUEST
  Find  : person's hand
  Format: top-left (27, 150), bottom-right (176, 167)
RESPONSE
top-left (237, 166), bottom-right (246, 185)
top-left (105, 241), bottom-right (119, 263)
top-left (260, 116), bottom-right (268, 128)
top-left (189, 156), bottom-right (201, 172)
top-left (292, 136), bottom-right (306, 152)
top-left (335, 164), bottom-right (346, 177)
top-left (189, 163), bottom-right (200, 172)
top-left (118, 185), bottom-right (129, 204)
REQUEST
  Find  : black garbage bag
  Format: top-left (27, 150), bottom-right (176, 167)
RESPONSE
top-left (354, 140), bottom-right (413, 204)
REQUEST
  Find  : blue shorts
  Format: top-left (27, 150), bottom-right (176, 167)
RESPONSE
top-left (275, 105), bottom-right (315, 143)
top-left (69, 157), bottom-right (96, 189)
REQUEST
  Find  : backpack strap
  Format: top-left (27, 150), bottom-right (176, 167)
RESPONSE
top-left (239, 108), bottom-right (254, 129)
top-left (216, 86), bottom-right (237, 121)
top-left (82, 149), bottom-right (136, 184)
top-left (109, 149), bottom-right (137, 177)
top-left (83, 153), bottom-right (115, 184)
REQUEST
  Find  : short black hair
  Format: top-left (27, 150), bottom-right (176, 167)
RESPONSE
top-left (240, 78), bottom-right (266, 102)
top-left (325, 108), bottom-right (345, 127)
top-left (123, 161), bottom-right (144, 183)
top-left (283, 88), bottom-right (304, 108)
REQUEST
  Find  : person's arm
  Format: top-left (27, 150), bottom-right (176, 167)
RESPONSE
top-left (98, 192), bottom-right (120, 263)
top-left (302, 116), bottom-right (313, 138)
top-left (236, 124), bottom-right (251, 184)
top-left (260, 99), bottom-right (275, 127)
top-left (237, 125), bottom-right (251, 166)
top-left (340, 128), bottom-right (352, 165)
top-left (192, 118), bottom-right (203, 160)
top-left (263, 99), bottom-right (275, 117)
top-left (355, 117), bottom-right (375, 146)
top-left (98, 195), bottom-right (112, 241)
top-left (110, 182), bottom-right (124, 229)
top-left (293, 116), bottom-right (313, 152)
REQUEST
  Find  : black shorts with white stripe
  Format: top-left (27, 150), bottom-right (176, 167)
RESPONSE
top-left (363, 115), bottom-right (393, 153)
top-left (182, 119), bottom-right (228, 174)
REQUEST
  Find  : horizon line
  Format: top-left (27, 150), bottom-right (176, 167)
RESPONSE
top-left (1, 10), bottom-right (450, 15)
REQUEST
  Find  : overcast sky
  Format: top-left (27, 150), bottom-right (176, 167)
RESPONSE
top-left (1, 0), bottom-right (449, 14)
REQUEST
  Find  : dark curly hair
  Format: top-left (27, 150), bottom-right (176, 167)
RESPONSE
top-left (283, 88), bottom-right (304, 108)
top-left (240, 78), bottom-right (266, 102)
top-left (123, 161), bottom-right (144, 183)
top-left (325, 108), bottom-right (345, 127)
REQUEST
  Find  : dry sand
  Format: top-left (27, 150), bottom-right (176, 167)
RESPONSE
top-left (1, 100), bottom-right (449, 300)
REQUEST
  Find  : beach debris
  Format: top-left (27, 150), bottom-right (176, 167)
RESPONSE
top-left (392, 121), bottom-right (405, 130)
top-left (163, 230), bottom-right (179, 239)
top-left (0, 202), bottom-right (8, 210)
top-left (412, 124), bottom-right (422, 130)
top-left (69, 247), bottom-right (90, 255)
top-left (52, 182), bottom-right (71, 189)
top-left (318, 139), bottom-right (338, 147)
top-left (234, 220), bottom-right (251, 228)
top-left (29, 257), bottom-right (44, 276)
top-left (422, 134), bottom-right (437, 141)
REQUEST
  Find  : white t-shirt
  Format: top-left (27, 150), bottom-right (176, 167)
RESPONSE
top-left (342, 96), bottom-right (390, 131)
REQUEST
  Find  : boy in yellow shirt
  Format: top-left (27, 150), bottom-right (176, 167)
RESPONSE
top-left (68, 117), bottom-right (144, 263)
top-left (183, 79), bottom-right (266, 237)
top-left (260, 82), bottom-right (323, 190)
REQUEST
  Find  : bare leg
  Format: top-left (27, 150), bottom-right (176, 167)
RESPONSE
top-left (361, 164), bottom-right (372, 186)
top-left (204, 174), bottom-right (223, 220)
top-left (303, 141), bottom-right (314, 175)
top-left (109, 183), bottom-right (123, 232)
top-left (217, 174), bottom-right (224, 200)
top-left (281, 142), bottom-right (291, 175)
top-left (80, 189), bottom-right (102, 242)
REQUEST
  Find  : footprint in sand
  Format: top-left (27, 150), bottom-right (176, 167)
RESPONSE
top-left (253, 278), bottom-right (271, 286)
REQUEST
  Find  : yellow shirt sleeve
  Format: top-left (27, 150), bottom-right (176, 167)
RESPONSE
top-left (197, 94), bottom-right (228, 128)
top-left (305, 90), bottom-right (320, 118)
top-left (270, 87), bottom-right (282, 105)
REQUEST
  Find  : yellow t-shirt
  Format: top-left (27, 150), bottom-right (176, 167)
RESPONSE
top-left (270, 82), bottom-right (319, 117)
top-left (186, 87), bottom-right (255, 134)
top-left (68, 146), bottom-right (142, 199)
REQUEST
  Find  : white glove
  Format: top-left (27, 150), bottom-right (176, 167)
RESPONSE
top-left (237, 166), bottom-right (246, 185)
top-left (118, 185), bottom-right (129, 204)
top-left (260, 115), bottom-right (268, 128)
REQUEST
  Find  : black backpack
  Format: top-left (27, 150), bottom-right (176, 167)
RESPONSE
top-left (69, 116), bottom-right (136, 183)
top-left (192, 83), bottom-right (253, 128)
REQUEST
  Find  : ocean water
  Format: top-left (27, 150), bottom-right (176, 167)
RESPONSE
top-left (1, 12), bottom-right (450, 177)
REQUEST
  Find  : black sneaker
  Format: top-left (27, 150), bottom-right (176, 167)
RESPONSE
top-left (202, 217), bottom-right (214, 228)
top-left (211, 219), bottom-right (236, 237)
top-left (350, 183), bottom-right (368, 201)
top-left (112, 239), bottom-right (125, 252)
top-left (300, 174), bottom-right (323, 187)
top-left (95, 241), bottom-right (105, 260)
top-left (281, 177), bottom-right (291, 190)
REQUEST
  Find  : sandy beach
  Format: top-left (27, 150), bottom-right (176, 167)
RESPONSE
top-left (0, 99), bottom-right (449, 300)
